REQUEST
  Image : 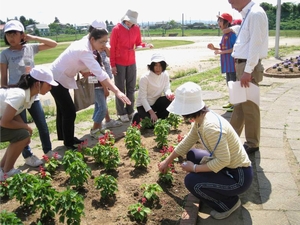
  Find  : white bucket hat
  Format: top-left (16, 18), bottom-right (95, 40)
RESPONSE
top-left (167, 82), bottom-right (205, 115)
top-left (30, 66), bottom-right (58, 86)
top-left (4, 20), bottom-right (24, 32)
top-left (121, 9), bottom-right (138, 24)
top-left (149, 53), bottom-right (167, 64)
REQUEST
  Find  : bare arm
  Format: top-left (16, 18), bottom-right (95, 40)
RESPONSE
top-left (24, 34), bottom-right (57, 51)
top-left (0, 63), bottom-right (8, 87)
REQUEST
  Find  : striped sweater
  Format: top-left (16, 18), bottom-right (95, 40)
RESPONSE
top-left (175, 111), bottom-right (251, 173)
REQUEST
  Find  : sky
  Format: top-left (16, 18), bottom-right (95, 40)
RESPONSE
top-left (1, 0), bottom-right (299, 26)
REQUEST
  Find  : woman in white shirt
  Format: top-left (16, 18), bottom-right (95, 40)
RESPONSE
top-left (132, 53), bottom-right (174, 125)
top-left (0, 66), bottom-right (58, 181)
top-left (50, 28), bottom-right (131, 149)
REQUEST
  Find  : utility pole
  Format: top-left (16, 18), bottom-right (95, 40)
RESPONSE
top-left (275, 0), bottom-right (281, 59)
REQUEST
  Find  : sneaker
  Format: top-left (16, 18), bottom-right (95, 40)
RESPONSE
top-left (0, 168), bottom-right (21, 181)
top-left (222, 103), bottom-right (233, 108)
top-left (103, 119), bottom-right (123, 129)
top-left (226, 106), bottom-right (234, 112)
top-left (25, 155), bottom-right (44, 167)
top-left (119, 114), bottom-right (130, 122)
top-left (45, 150), bottom-right (62, 160)
top-left (90, 129), bottom-right (105, 139)
top-left (210, 199), bottom-right (241, 220)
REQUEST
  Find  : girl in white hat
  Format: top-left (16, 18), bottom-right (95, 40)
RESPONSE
top-left (0, 66), bottom-right (58, 181)
top-left (158, 82), bottom-right (253, 220)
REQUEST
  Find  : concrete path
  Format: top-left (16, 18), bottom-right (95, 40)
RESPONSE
top-left (1, 36), bottom-right (300, 225)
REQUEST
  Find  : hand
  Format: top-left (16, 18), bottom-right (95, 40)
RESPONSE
top-left (166, 93), bottom-right (175, 101)
top-left (240, 72), bottom-right (253, 87)
top-left (180, 161), bottom-right (194, 172)
top-left (23, 33), bottom-right (35, 42)
top-left (116, 92), bottom-right (131, 105)
top-left (80, 71), bottom-right (91, 78)
top-left (158, 159), bottom-right (169, 174)
top-left (207, 43), bottom-right (214, 50)
top-left (146, 43), bottom-right (154, 48)
top-left (214, 50), bottom-right (221, 55)
top-left (26, 125), bottom-right (33, 136)
top-left (150, 112), bottom-right (158, 123)
top-left (112, 67), bottom-right (117, 76)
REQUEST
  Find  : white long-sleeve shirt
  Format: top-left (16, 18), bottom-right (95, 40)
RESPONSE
top-left (50, 38), bottom-right (109, 89)
top-left (232, 1), bottom-right (268, 74)
top-left (136, 70), bottom-right (172, 112)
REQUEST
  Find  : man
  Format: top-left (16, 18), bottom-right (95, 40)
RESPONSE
top-left (228, 0), bottom-right (268, 154)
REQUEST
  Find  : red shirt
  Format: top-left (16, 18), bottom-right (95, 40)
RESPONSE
top-left (109, 23), bottom-right (146, 67)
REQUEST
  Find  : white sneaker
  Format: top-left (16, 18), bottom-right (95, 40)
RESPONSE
top-left (0, 168), bottom-right (21, 181)
top-left (90, 129), bottom-right (105, 139)
top-left (119, 114), bottom-right (129, 122)
top-left (25, 155), bottom-right (44, 167)
top-left (45, 150), bottom-right (62, 160)
top-left (103, 119), bottom-right (123, 129)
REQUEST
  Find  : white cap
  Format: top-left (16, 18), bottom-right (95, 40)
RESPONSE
top-left (167, 82), bottom-right (205, 115)
top-left (121, 9), bottom-right (138, 24)
top-left (4, 20), bottom-right (24, 32)
top-left (150, 53), bottom-right (167, 64)
top-left (91, 20), bottom-right (107, 30)
top-left (30, 66), bottom-right (58, 86)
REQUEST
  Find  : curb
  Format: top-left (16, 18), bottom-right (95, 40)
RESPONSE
top-left (180, 193), bottom-right (200, 225)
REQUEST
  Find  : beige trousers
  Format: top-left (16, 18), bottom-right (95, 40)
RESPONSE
top-left (230, 60), bottom-right (264, 148)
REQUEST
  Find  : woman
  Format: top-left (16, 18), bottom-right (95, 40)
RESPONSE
top-left (110, 9), bottom-right (153, 122)
top-left (0, 66), bottom-right (58, 181)
top-left (50, 28), bottom-right (131, 149)
top-left (132, 53), bottom-right (174, 125)
top-left (0, 19), bottom-right (60, 167)
top-left (158, 82), bottom-right (253, 220)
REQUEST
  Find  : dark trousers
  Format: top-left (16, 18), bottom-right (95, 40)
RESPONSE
top-left (50, 83), bottom-right (76, 146)
top-left (184, 149), bottom-right (253, 212)
top-left (135, 96), bottom-right (171, 123)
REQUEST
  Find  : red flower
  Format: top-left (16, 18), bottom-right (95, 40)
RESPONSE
top-left (177, 134), bottom-right (184, 143)
top-left (137, 207), bottom-right (141, 212)
top-left (141, 197), bottom-right (147, 204)
top-left (42, 154), bottom-right (49, 162)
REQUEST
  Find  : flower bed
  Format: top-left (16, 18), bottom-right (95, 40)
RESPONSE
top-left (264, 55), bottom-right (300, 78)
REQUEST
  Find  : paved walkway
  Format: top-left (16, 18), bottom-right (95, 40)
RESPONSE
top-left (1, 37), bottom-right (300, 224)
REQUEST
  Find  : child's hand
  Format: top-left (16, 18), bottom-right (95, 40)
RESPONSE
top-left (207, 43), bottom-right (215, 50)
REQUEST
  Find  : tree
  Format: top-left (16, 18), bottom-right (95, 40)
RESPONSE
top-left (54, 17), bottom-right (60, 23)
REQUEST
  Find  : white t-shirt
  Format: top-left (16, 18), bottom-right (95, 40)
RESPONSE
top-left (0, 88), bottom-right (35, 119)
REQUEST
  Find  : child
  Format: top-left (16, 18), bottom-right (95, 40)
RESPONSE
top-left (0, 20), bottom-right (61, 167)
top-left (207, 13), bottom-right (237, 112)
top-left (0, 66), bottom-right (58, 181)
top-left (132, 53), bottom-right (174, 125)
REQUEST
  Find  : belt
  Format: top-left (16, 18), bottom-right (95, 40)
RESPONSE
top-left (235, 58), bottom-right (247, 64)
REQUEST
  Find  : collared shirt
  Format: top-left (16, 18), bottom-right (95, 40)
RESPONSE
top-left (136, 70), bottom-right (172, 112)
top-left (0, 88), bottom-right (35, 119)
top-left (50, 37), bottom-right (109, 89)
top-left (175, 111), bottom-right (251, 173)
top-left (232, 1), bottom-right (269, 73)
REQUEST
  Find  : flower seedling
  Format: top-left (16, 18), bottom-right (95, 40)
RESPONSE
top-left (55, 188), bottom-right (85, 225)
top-left (0, 210), bottom-right (23, 225)
top-left (140, 183), bottom-right (162, 203)
top-left (154, 119), bottom-right (171, 149)
top-left (94, 174), bottom-right (118, 199)
top-left (140, 117), bottom-right (153, 129)
top-left (124, 122), bottom-right (142, 156)
top-left (42, 152), bottom-right (61, 174)
top-left (166, 113), bottom-right (182, 130)
top-left (128, 202), bottom-right (151, 222)
top-left (130, 145), bottom-right (150, 168)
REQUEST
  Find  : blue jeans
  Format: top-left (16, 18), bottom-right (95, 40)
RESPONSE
top-left (20, 100), bottom-right (52, 158)
top-left (93, 88), bottom-right (107, 124)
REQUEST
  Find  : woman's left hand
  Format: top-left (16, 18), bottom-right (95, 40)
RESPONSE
top-left (166, 93), bottom-right (175, 101)
top-left (180, 161), bottom-right (194, 172)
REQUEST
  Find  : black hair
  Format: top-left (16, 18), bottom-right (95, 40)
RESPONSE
top-left (147, 61), bottom-right (168, 72)
top-left (182, 105), bottom-right (209, 120)
top-left (88, 25), bottom-right (94, 33)
top-left (218, 18), bottom-right (232, 28)
top-left (4, 30), bottom-right (24, 46)
top-left (88, 28), bottom-right (108, 41)
top-left (7, 74), bottom-right (41, 90)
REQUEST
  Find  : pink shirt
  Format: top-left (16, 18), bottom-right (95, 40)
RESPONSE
top-left (50, 37), bottom-right (109, 89)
